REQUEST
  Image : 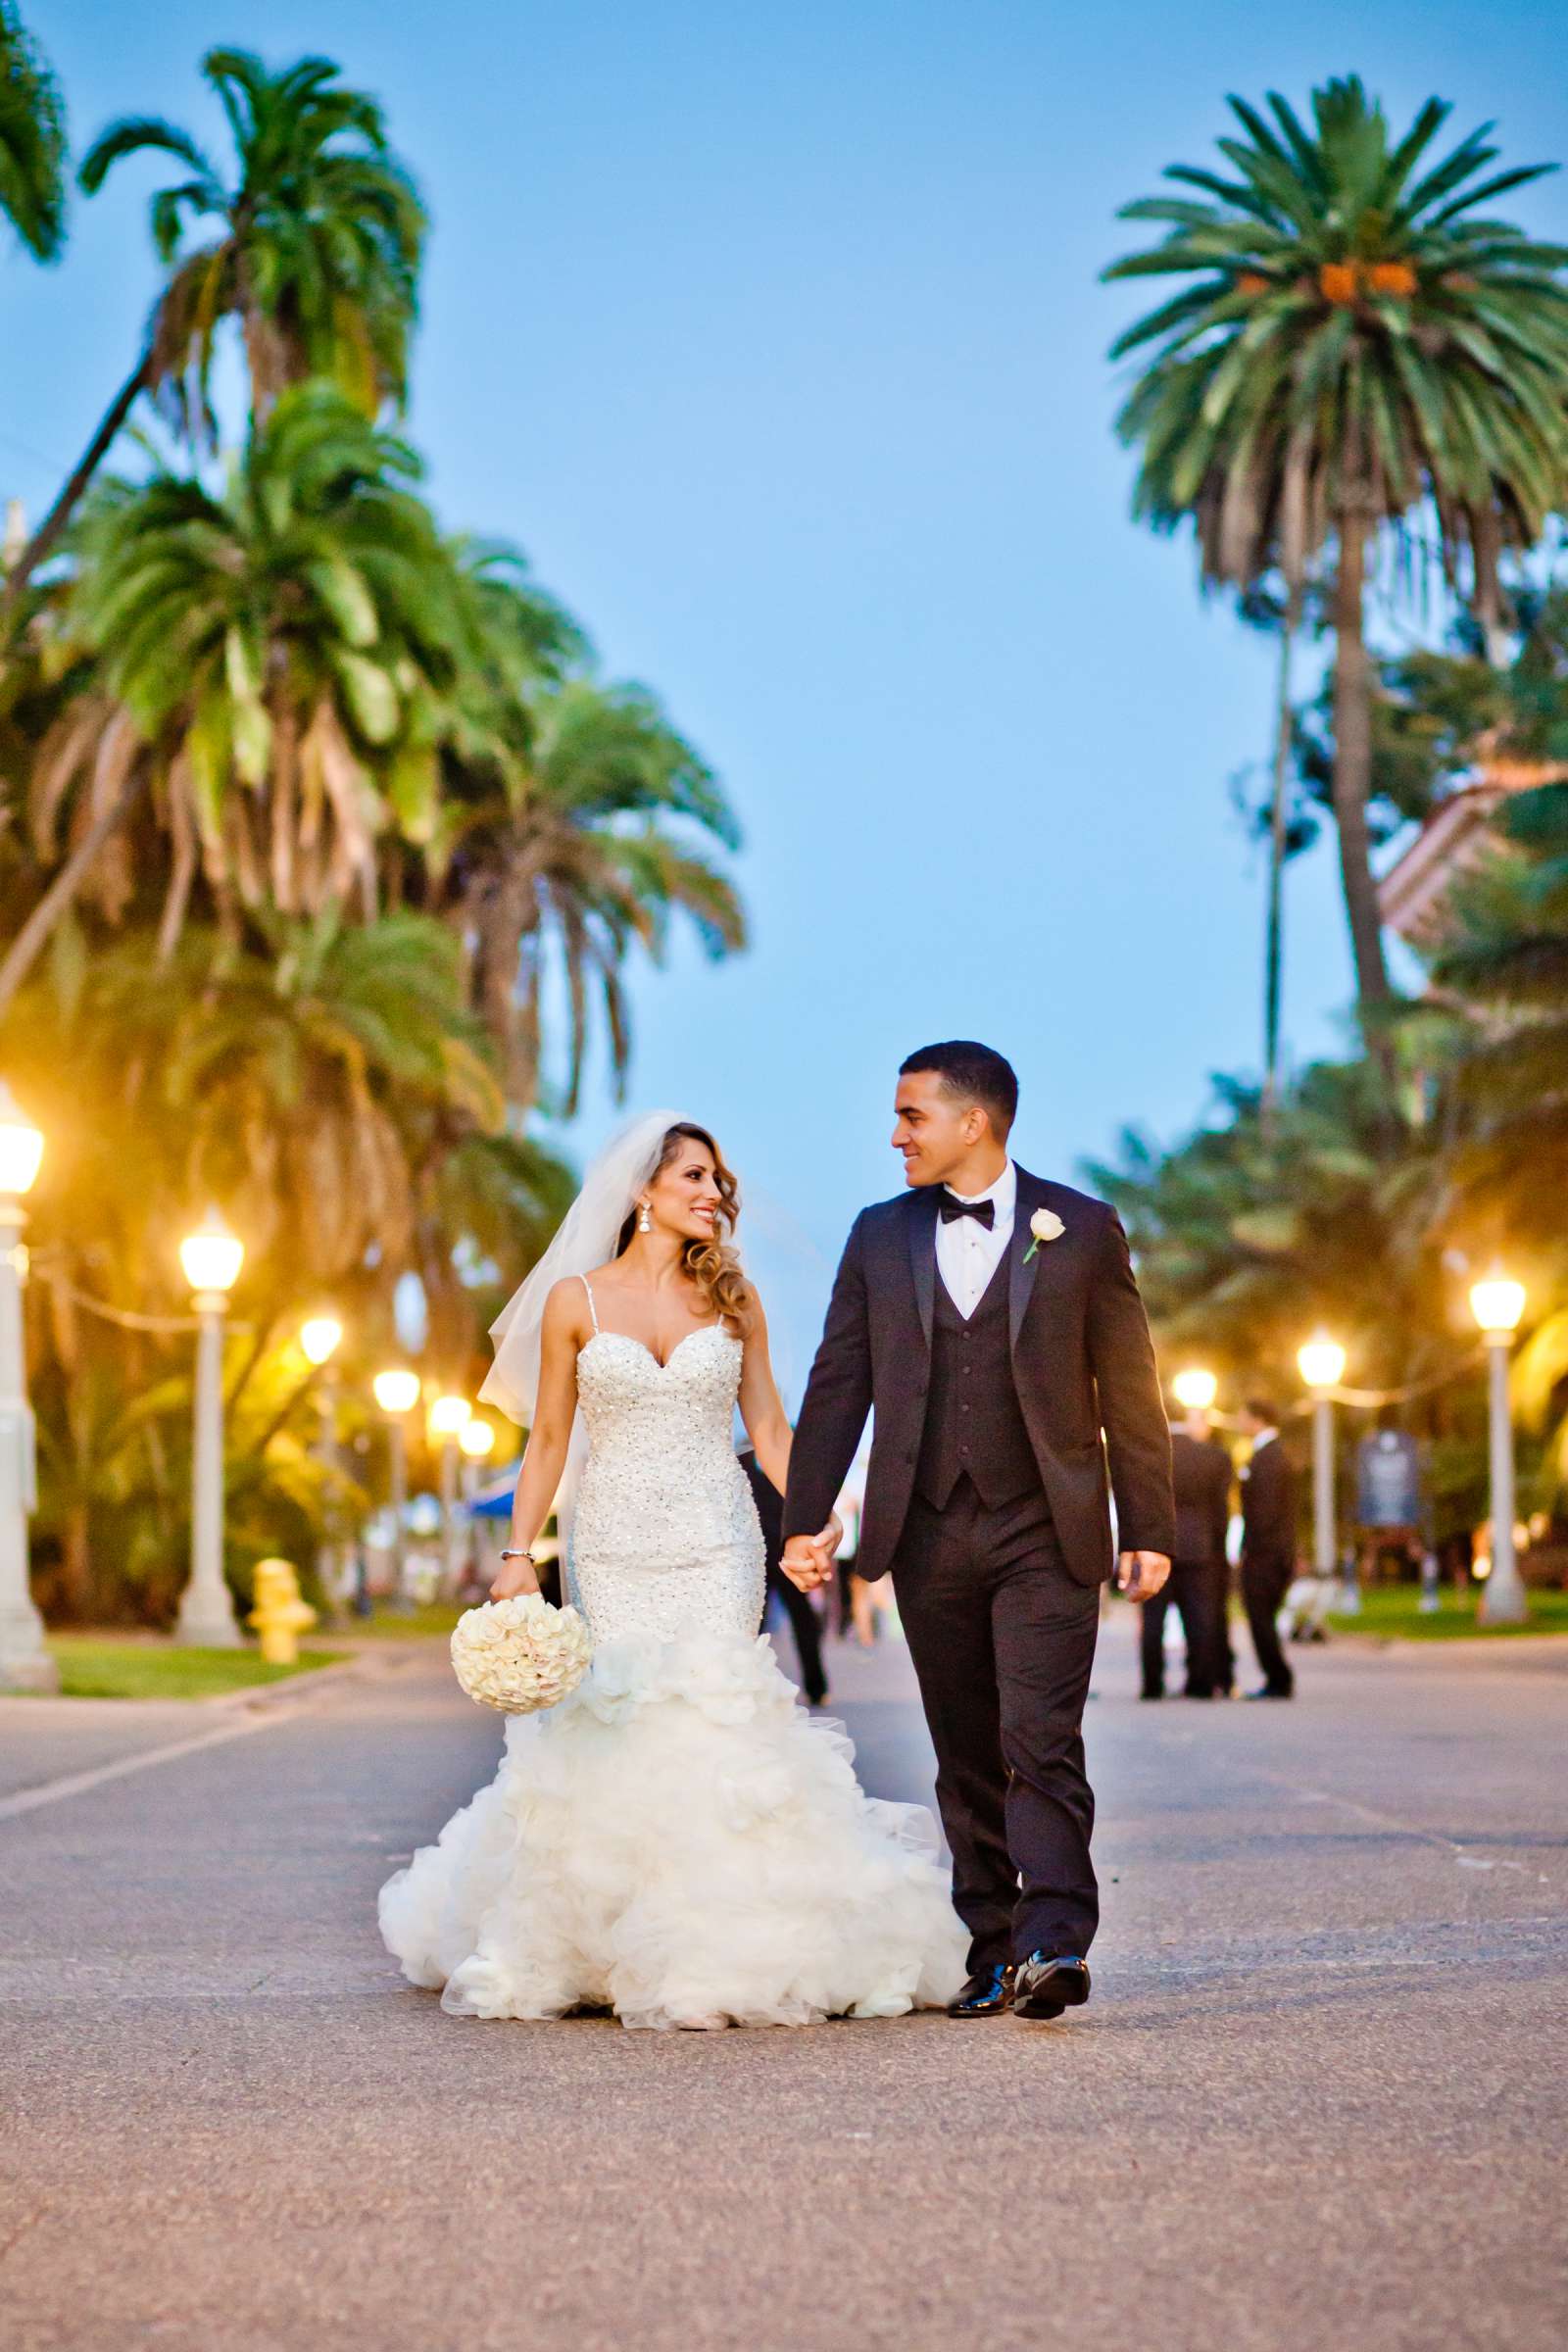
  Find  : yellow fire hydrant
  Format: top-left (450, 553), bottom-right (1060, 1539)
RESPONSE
top-left (248, 1556), bottom-right (317, 1665)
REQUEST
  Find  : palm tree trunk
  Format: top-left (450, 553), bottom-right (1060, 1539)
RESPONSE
top-left (0, 349), bottom-right (151, 618)
top-left (1331, 507), bottom-right (1394, 1066)
top-left (1261, 599), bottom-right (1298, 1117)
top-left (0, 764), bottom-right (146, 1020)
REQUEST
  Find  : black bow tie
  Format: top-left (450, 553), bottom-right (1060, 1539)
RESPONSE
top-left (940, 1195), bottom-right (995, 1228)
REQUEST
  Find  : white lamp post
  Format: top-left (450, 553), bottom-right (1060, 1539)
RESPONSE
top-left (0, 1083), bottom-right (55, 1691)
top-left (429, 1395), bottom-right (472, 1592)
top-left (175, 1209), bottom-right (245, 1646)
top-left (300, 1316), bottom-right (343, 1371)
top-left (300, 1316), bottom-right (344, 1603)
top-left (372, 1368), bottom-right (420, 1609)
top-left (1470, 1272), bottom-right (1528, 1626)
top-left (1298, 1335), bottom-right (1349, 1609)
top-left (460, 1418), bottom-right (496, 1585)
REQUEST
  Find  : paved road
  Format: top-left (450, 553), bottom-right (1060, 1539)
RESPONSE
top-left (3, 1614), bottom-right (1565, 2352)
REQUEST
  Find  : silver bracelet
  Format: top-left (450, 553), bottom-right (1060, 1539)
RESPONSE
top-left (499, 1548), bottom-right (535, 1563)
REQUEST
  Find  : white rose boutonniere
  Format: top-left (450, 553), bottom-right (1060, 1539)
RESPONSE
top-left (1023, 1207), bottom-right (1065, 1264)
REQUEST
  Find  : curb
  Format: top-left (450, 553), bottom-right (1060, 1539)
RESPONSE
top-left (202, 1645), bottom-right (413, 1713)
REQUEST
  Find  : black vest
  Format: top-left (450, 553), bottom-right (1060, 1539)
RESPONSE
top-left (914, 1252), bottom-right (1041, 1510)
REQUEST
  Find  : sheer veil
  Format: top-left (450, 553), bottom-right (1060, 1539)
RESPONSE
top-left (479, 1110), bottom-right (690, 1575)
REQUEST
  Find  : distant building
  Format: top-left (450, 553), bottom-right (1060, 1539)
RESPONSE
top-left (1377, 758), bottom-right (1568, 948)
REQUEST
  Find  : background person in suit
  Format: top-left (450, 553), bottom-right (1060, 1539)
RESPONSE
top-left (741, 1445), bottom-right (829, 1706)
top-left (1238, 1399), bottom-right (1298, 1699)
top-left (780, 1041), bottom-right (1174, 2023)
top-left (1142, 1406), bottom-right (1233, 1699)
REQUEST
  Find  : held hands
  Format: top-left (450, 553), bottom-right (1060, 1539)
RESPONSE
top-left (780, 1513), bottom-right (843, 1593)
top-left (1116, 1549), bottom-right (1171, 1603)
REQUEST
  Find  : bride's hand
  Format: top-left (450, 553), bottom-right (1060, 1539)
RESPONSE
top-left (489, 1557), bottom-right (542, 1601)
top-left (780, 1532), bottom-right (833, 1592)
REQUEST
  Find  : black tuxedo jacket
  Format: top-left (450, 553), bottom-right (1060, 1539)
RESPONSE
top-left (1171, 1430), bottom-right (1233, 1568)
top-left (1241, 1435), bottom-right (1298, 1568)
top-left (782, 1168), bottom-right (1175, 1588)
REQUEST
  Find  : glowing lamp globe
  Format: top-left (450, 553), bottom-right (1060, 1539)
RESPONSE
top-left (1470, 1274), bottom-right (1526, 1338)
top-left (1172, 1369), bottom-right (1217, 1411)
top-left (1298, 1336), bottom-right (1347, 1393)
top-left (459, 1419), bottom-right (496, 1461)
top-left (373, 1368), bottom-right (421, 1417)
top-left (0, 1082), bottom-right (43, 1198)
top-left (179, 1209), bottom-right (244, 1298)
top-left (300, 1315), bottom-right (343, 1368)
top-left (429, 1394), bottom-right (473, 1439)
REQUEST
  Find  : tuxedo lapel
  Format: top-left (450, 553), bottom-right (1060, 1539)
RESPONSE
top-left (1008, 1165), bottom-right (1045, 1352)
top-left (906, 1187), bottom-right (939, 1349)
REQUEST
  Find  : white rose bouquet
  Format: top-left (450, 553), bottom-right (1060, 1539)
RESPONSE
top-left (450, 1592), bottom-right (594, 1715)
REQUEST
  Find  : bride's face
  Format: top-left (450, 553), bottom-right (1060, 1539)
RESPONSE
top-left (645, 1141), bottom-right (723, 1245)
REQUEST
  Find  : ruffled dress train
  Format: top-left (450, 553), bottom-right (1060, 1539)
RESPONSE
top-left (378, 1319), bottom-right (966, 2030)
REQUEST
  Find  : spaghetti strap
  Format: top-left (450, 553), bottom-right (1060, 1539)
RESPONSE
top-left (578, 1272), bottom-right (600, 1333)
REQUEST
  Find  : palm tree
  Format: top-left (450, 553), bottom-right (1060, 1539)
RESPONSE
top-left (0, 2), bottom-right (66, 262)
top-left (13, 906), bottom-right (570, 1619)
top-left (1085, 1059), bottom-right (1441, 1390)
top-left (1428, 777), bottom-right (1568, 1246)
top-left (375, 546), bottom-right (746, 1111)
top-left (423, 656), bottom-right (747, 1110)
top-left (4, 47), bottom-right (424, 612)
top-left (1105, 77), bottom-right (1568, 1049)
top-left (0, 385), bottom-right (466, 1012)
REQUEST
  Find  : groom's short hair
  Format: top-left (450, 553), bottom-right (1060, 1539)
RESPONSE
top-left (900, 1041), bottom-right (1018, 1139)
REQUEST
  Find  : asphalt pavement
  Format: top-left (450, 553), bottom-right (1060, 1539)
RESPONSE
top-left (2, 1609), bottom-right (1565, 2352)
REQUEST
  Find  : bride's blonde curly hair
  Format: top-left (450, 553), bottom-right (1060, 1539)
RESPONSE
top-left (617, 1121), bottom-right (753, 1334)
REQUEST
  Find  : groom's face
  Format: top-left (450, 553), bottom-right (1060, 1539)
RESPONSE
top-left (892, 1071), bottom-right (987, 1188)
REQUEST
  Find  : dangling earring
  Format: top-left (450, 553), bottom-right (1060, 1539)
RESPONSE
top-left (638, 1201), bottom-right (652, 1234)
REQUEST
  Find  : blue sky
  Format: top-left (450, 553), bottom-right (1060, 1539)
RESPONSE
top-left (7, 1), bottom-right (1567, 1299)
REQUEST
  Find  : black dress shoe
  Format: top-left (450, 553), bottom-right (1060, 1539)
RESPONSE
top-left (947, 1964), bottom-right (1013, 2018)
top-left (1246, 1685), bottom-right (1294, 1700)
top-left (1010, 1952), bottom-right (1092, 2021)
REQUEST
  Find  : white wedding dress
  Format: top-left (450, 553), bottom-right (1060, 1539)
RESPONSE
top-left (378, 1295), bottom-right (967, 2030)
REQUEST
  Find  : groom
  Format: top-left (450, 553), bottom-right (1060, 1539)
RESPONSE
top-left (781, 1043), bottom-right (1174, 2021)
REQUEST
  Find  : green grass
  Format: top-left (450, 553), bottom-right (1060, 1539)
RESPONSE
top-left (346, 1602), bottom-right (465, 1642)
top-left (44, 1637), bottom-right (348, 1700)
top-left (1326, 1585), bottom-right (1568, 1642)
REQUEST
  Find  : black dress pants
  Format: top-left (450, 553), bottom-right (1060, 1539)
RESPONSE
top-left (1211, 1555), bottom-right (1236, 1693)
top-left (1242, 1550), bottom-right (1295, 1695)
top-left (894, 1479), bottom-right (1101, 1974)
top-left (764, 1564), bottom-right (828, 1704)
top-left (1140, 1557), bottom-right (1220, 1697)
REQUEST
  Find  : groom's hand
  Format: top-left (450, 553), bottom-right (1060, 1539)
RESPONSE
top-left (1116, 1549), bottom-right (1170, 1602)
top-left (781, 1530), bottom-right (835, 1592)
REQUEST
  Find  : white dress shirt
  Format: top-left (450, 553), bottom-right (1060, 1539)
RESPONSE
top-left (935, 1159), bottom-right (1016, 1320)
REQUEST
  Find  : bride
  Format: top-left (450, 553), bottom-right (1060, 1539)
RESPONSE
top-left (378, 1110), bottom-right (967, 2031)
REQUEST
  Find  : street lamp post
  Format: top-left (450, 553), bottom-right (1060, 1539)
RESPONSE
top-left (175, 1209), bottom-right (246, 1647)
top-left (1470, 1273), bottom-right (1528, 1627)
top-left (1298, 1335), bottom-right (1350, 1611)
top-left (0, 1083), bottom-right (55, 1691)
top-left (459, 1418), bottom-right (496, 1588)
top-left (372, 1369), bottom-right (420, 1611)
top-left (300, 1316), bottom-right (344, 1608)
top-left (429, 1395), bottom-right (472, 1593)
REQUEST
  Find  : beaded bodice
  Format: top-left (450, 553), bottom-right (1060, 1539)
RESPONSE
top-left (568, 1303), bottom-right (764, 1645)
